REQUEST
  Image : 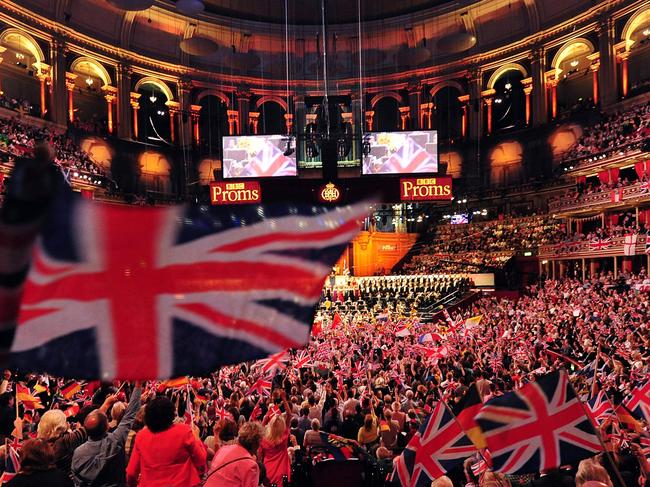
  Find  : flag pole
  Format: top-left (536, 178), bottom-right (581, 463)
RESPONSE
top-left (565, 368), bottom-right (627, 487)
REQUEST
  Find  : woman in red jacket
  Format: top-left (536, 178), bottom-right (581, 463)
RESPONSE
top-left (258, 391), bottom-right (292, 487)
top-left (126, 396), bottom-right (206, 487)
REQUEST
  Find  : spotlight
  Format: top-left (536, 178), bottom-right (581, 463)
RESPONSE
top-left (570, 60), bottom-right (579, 67)
top-left (149, 94), bottom-right (157, 103)
top-left (85, 77), bottom-right (93, 87)
top-left (283, 136), bottom-right (295, 157)
top-left (494, 98), bottom-right (502, 104)
top-left (504, 82), bottom-right (512, 90)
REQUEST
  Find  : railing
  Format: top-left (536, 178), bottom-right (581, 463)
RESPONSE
top-left (548, 181), bottom-right (650, 214)
top-left (539, 234), bottom-right (649, 259)
top-left (559, 144), bottom-right (646, 176)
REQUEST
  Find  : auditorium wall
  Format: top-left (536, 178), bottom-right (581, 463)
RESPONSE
top-left (351, 231), bottom-right (418, 276)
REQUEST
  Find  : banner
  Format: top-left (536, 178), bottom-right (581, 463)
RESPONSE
top-left (210, 181), bottom-right (261, 205)
top-left (400, 177), bottom-right (452, 201)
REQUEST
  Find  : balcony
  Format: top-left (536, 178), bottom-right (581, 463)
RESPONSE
top-left (539, 234), bottom-right (648, 259)
top-left (548, 180), bottom-right (650, 216)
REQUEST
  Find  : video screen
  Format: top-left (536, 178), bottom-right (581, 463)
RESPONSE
top-left (450, 214), bottom-right (469, 224)
top-left (362, 131), bottom-right (438, 175)
top-left (222, 135), bottom-right (297, 179)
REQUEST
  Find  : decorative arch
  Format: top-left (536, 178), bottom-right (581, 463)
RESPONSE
top-left (134, 77), bottom-right (174, 101)
top-left (370, 91), bottom-right (402, 108)
top-left (551, 38), bottom-right (596, 71)
top-left (487, 63), bottom-right (528, 90)
top-left (70, 56), bottom-right (112, 87)
top-left (622, 7), bottom-right (650, 47)
top-left (255, 95), bottom-right (288, 112)
top-left (195, 89), bottom-right (230, 106)
top-left (429, 80), bottom-right (465, 98)
top-left (0, 28), bottom-right (45, 66)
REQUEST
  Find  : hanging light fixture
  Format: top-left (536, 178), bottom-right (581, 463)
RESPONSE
top-left (85, 77), bottom-right (94, 87)
top-left (570, 59), bottom-right (579, 67)
top-left (149, 90), bottom-right (157, 103)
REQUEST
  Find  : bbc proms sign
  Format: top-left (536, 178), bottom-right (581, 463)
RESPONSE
top-left (210, 181), bottom-right (261, 205)
top-left (400, 177), bottom-right (452, 201)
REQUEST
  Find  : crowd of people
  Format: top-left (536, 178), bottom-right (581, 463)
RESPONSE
top-left (401, 216), bottom-right (563, 274)
top-left (0, 94), bottom-right (37, 117)
top-left (320, 275), bottom-right (472, 315)
top-left (0, 115), bottom-right (105, 178)
top-left (0, 269), bottom-right (646, 487)
top-left (561, 102), bottom-right (650, 164)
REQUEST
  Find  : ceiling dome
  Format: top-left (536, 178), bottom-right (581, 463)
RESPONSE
top-left (436, 32), bottom-right (477, 54)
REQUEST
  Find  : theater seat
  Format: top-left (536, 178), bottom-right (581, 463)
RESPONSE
top-left (310, 459), bottom-right (364, 487)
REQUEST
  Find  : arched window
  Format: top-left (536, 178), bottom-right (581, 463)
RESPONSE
top-left (552, 39), bottom-right (596, 113)
top-left (374, 97), bottom-right (400, 132)
top-left (492, 71), bottom-right (526, 131)
top-left (258, 100), bottom-right (286, 134)
top-left (432, 86), bottom-right (463, 140)
top-left (136, 80), bottom-right (172, 144)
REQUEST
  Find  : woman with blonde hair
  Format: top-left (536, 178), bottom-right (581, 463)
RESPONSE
top-left (258, 390), bottom-right (292, 487)
top-left (37, 410), bottom-right (87, 478)
top-left (575, 458), bottom-right (613, 487)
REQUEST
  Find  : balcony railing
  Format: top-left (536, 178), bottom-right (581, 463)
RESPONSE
top-left (549, 181), bottom-right (650, 215)
top-left (539, 234), bottom-right (649, 259)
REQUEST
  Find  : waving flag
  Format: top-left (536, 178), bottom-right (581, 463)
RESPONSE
top-left (589, 238), bottom-right (612, 251)
top-left (392, 401), bottom-right (476, 486)
top-left (248, 377), bottom-right (272, 397)
top-left (625, 381), bottom-right (650, 423)
top-left (15, 384), bottom-right (43, 410)
top-left (9, 191), bottom-right (368, 379)
top-left (586, 390), bottom-right (614, 426)
top-left (0, 445), bottom-right (20, 484)
top-left (293, 349), bottom-right (312, 369)
top-left (475, 370), bottom-right (602, 475)
top-left (623, 233), bottom-right (638, 256)
top-left (255, 350), bottom-right (288, 375)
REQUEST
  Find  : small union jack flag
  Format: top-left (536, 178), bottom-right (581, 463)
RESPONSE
top-left (0, 445), bottom-right (20, 484)
top-left (8, 191), bottom-right (368, 379)
top-left (293, 349), bottom-right (313, 369)
top-left (392, 401), bottom-right (476, 486)
top-left (255, 350), bottom-right (288, 375)
top-left (586, 390), bottom-right (614, 426)
top-left (625, 381), bottom-right (650, 423)
top-left (476, 370), bottom-right (602, 474)
top-left (248, 377), bottom-right (272, 397)
top-left (589, 238), bottom-right (612, 251)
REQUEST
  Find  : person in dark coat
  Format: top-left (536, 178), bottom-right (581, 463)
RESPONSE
top-left (6, 438), bottom-right (73, 487)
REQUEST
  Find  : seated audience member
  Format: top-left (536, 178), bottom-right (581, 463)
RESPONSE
top-left (575, 458), bottom-right (613, 487)
top-left (126, 396), bottom-right (206, 487)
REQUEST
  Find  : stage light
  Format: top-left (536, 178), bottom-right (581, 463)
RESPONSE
top-left (15, 52), bottom-right (25, 60)
top-left (643, 28), bottom-right (650, 36)
top-left (149, 94), bottom-right (157, 103)
top-left (570, 59), bottom-right (579, 67)
top-left (85, 77), bottom-right (93, 87)
top-left (494, 98), bottom-right (502, 104)
top-left (504, 82), bottom-right (512, 90)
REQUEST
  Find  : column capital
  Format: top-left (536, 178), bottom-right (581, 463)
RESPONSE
top-left (398, 106), bottom-right (411, 115)
top-left (178, 78), bottom-right (193, 94)
top-left (481, 88), bottom-right (496, 100)
top-left (190, 104), bottom-right (202, 114)
top-left (457, 94), bottom-right (470, 104)
top-left (65, 72), bottom-right (77, 91)
top-left (166, 100), bottom-right (181, 113)
top-left (226, 109), bottom-right (239, 120)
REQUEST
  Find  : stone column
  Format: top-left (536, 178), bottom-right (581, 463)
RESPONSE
top-left (589, 57), bottom-right (600, 105)
top-left (407, 81), bottom-right (421, 130)
top-left (102, 86), bottom-right (118, 135)
top-left (467, 70), bottom-right (482, 141)
top-left (37, 70), bottom-right (49, 119)
top-left (529, 47), bottom-right (547, 127)
top-left (597, 17), bottom-right (618, 107)
top-left (226, 109), bottom-right (239, 135)
top-left (190, 104), bottom-right (201, 146)
top-left (166, 101), bottom-right (181, 144)
top-left (249, 112), bottom-right (260, 134)
top-left (284, 113), bottom-right (294, 134)
top-left (458, 95), bottom-right (469, 138)
top-left (116, 63), bottom-right (133, 139)
top-left (522, 77), bottom-right (533, 126)
top-left (65, 72), bottom-right (77, 123)
top-left (482, 89), bottom-right (495, 134)
top-left (0, 46), bottom-right (6, 96)
top-left (237, 89), bottom-right (251, 135)
top-left (618, 50), bottom-right (630, 98)
top-left (399, 106), bottom-right (410, 130)
top-left (49, 38), bottom-right (68, 125)
top-left (130, 92), bottom-right (141, 140)
top-left (178, 79), bottom-right (193, 146)
top-left (365, 111), bottom-right (375, 131)
top-left (545, 73), bottom-right (558, 120)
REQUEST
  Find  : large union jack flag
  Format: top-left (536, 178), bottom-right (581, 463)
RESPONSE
top-left (625, 381), bottom-right (650, 423)
top-left (8, 192), bottom-right (367, 379)
top-left (392, 401), bottom-right (476, 487)
top-left (586, 390), bottom-right (614, 426)
top-left (475, 370), bottom-right (602, 474)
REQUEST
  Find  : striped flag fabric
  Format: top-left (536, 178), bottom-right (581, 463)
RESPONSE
top-left (7, 189), bottom-right (368, 379)
top-left (475, 370), bottom-right (602, 475)
top-left (624, 381), bottom-right (649, 423)
top-left (586, 390), bottom-right (614, 426)
top-left (0, 445), bottom-right (20, 484)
